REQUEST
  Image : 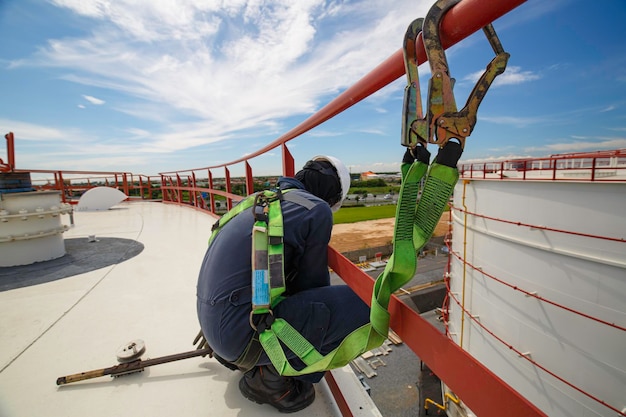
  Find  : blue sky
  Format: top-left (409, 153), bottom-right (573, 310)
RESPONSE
top-left (1, 0), bottom-right (625, 177)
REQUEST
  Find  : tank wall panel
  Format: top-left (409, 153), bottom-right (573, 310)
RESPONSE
top-left (448, 179), bottom-right (626, 417)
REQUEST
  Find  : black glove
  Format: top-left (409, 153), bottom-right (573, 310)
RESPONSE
top-left (435, 140), bottom-right (463, 168)
top-left (403, 144), bottom-right (431, 165)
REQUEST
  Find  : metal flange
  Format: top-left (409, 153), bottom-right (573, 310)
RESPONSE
top-left (116, 339), bottom-right (146, 363)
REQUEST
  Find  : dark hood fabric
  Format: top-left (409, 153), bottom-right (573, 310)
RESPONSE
top-left (294, 160), bottom-right (341, 207)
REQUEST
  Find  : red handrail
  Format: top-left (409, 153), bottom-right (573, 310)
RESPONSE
top-left (459, 149), bottom-right (626, 182)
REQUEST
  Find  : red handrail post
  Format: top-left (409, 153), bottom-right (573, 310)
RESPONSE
top-left (282, 144), bottom-right (295, 178)
top-left (245, 162), bottom-right (254, 196)
top-left (591, 156), bottom-right (596, 181)
top-left (4, 132), bottom-right (16, 171)
top-left (224, 167), bottom-right (232, 210)
top-left (191, 172), bottom-right (198, 207)
top-left (123, 173), bottom-right (129, 196)
top-left (208, 170), bottom-right (216, 213)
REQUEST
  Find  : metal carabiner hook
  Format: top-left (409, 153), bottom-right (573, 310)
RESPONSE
top-left (401, 17), bottom-right (425, 148)
top-left (412, 0), bottom-right (510, 150)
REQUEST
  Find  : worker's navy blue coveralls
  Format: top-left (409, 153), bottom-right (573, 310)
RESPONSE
top-left (196, 177), bottom-right (370, 382)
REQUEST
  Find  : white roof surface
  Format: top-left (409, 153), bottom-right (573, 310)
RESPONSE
top-left (0, 201), bottom-right (379, 417)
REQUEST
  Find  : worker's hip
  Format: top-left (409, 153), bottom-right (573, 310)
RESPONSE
top-left (196, 285), bottom-right (256, 363)
top-left (197, 285), bottom-right (369, 369)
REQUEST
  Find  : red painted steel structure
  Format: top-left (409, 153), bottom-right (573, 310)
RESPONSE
top-left (328, 248), bottom-right (547, 417)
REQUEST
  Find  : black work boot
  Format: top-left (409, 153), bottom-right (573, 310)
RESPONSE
top-left (238, 365), bottom-right (315, 413)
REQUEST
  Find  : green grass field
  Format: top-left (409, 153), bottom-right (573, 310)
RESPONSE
top-left (333, 205), bottom-right (397, 224)
top-left (333, 202), bottom-right (451, 225)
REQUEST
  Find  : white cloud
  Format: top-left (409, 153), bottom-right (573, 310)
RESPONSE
top-left (460, 154), bottom-right (534, 164)
top-left (524, 137), bottom-right (626, 154)
top-left (307, 130), bottom-right (344, 138)
top-left (463, 65), bottom-right (541, 87)
top-left (14, 0), bottom-right (431, 154)
top-left (479, 115), bottom-right (549, 128)
top-left (0, 119), bottom-right (69, 141)
top-left (83, 94), bottom-right (105, 105)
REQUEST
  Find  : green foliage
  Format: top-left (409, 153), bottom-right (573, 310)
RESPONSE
top-left (348, 186), bottom-right (400, 196)
top-left (350, 178), bottom-right (387, 188)
top-left (350, 189), bottom-right (369, 196)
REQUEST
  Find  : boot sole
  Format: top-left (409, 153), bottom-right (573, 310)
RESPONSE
top-left (238, 377), bottom-right (315, 413)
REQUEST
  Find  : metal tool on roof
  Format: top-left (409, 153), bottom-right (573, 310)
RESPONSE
top-left (56, 339), bottom-right (213, 385)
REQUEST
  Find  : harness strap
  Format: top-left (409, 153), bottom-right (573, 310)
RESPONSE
top-left (209, 195), bottom-right (254, 245)
top-left (251, 191), bottom-right (286, 315)
top-left (250, 189), bottom-right (320, 316)
top-left (230, 189), bottom-right (315, 372)
top-left (231, 333), bottom-right (264, 371)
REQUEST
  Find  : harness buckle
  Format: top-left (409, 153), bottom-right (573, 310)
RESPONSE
top-left (249, 310), bottom-right (274, 333)
top-left (253, 193), bottom-right (269, 223)
top-left (253, 189), bottom-right (284, 223)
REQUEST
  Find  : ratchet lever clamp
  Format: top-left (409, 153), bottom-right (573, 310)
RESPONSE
top-left (402, 0), bottom-right (510, 150)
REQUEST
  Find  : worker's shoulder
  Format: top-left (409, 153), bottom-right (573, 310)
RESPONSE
top-left (282, 189), bottom-right (325, 208)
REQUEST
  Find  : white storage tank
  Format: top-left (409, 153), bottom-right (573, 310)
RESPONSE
top-left (445, 150), bottom-right (626, 417)
top-left (0, 188), bottom-right (73, 267)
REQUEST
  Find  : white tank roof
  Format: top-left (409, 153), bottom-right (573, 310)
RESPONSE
top-left (0, 201), bottom-right (380, 417)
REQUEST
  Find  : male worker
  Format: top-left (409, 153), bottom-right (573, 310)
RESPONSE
top-left (196, 155), bottom-right (368, 413)
top-left (196, 144), bottom-right (462, 413)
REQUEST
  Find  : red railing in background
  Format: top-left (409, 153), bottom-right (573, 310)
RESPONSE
top-left (21, 169), bottom-right (159, 205)
top-left (6, 1), bottom-right (557, 416)
top-left (459, 149), bottom-right (626, 181)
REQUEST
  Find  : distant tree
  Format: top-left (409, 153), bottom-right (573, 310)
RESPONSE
top-left (350, 179), bottom-right (386, 188)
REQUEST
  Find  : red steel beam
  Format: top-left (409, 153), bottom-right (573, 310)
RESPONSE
top-left (328, 247), bottom-right (547, 417)
top-left (164, 0), bottom-right (527, 174)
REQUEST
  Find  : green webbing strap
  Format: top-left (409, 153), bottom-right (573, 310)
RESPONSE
top-left (259, 160), bottom-right (459, 376)
top-left (267, 198), bottom-right (285, 303)
top-left (209, 195), bottom-right (256, 245)
top-left (251, 194), bottom-right (287, 314)
top-left (252, 219), bottom-right (271, 313)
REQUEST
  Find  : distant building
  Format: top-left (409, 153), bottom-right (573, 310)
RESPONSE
top-left (360, 171), bottom-right (379, 181)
